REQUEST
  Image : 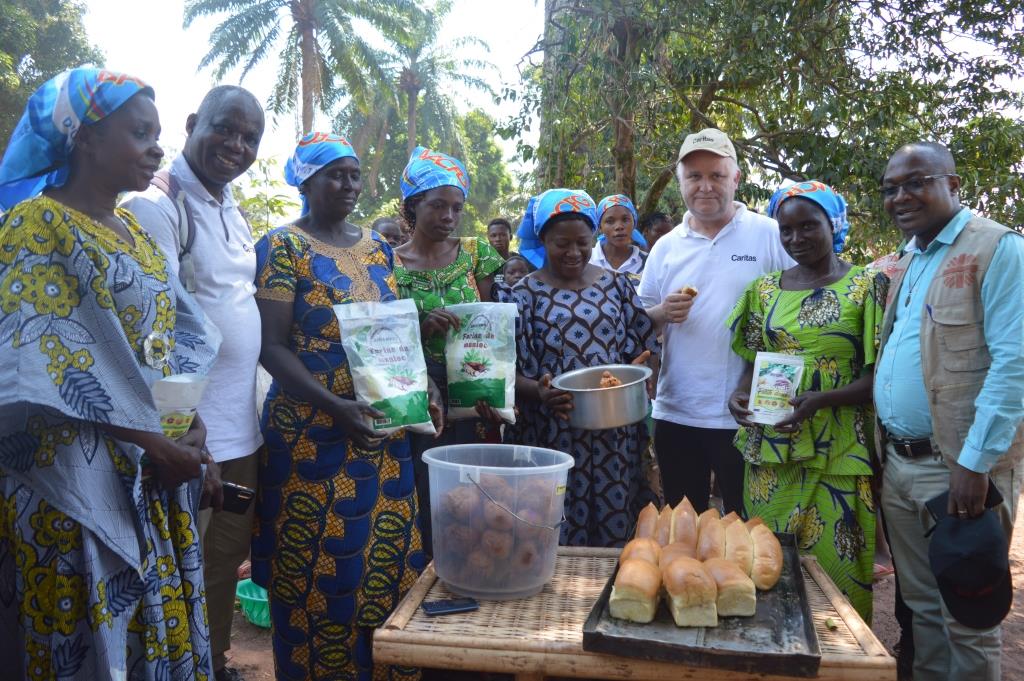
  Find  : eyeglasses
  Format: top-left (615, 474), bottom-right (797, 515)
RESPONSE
top-left (879, 174), bottom-right (959, 199)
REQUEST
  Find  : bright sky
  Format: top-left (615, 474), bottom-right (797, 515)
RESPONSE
top-left (82, 0), bottom-right (546, 166)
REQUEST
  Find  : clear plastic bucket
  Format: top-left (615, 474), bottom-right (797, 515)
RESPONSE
top-left (423, 444), bottom-right (573, 600)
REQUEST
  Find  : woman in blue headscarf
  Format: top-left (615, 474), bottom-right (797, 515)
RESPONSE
top-left (252, 132), bottom-right (433, 681)
top-left (590, 194), bottom-right (648, 277)
top-left (0, 68), bottom-right (222, 680)
top-left (392, 146), bottom-right (504, 555)
top-left (725, 180), bottom-right (887, 622)
top-left (505, 189), bottom-right (659, 547)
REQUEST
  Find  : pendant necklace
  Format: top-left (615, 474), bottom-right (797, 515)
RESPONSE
top-left (903, 255), bottom-right (927, 306)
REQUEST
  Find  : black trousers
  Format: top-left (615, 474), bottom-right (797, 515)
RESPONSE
top-left (653, 420), bottom-right (745, 515)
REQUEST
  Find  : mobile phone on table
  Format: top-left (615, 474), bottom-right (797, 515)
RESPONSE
top-left (421, 597), bottom-right (479, 616)
top-left (221, 481), bottom-right (255, 514)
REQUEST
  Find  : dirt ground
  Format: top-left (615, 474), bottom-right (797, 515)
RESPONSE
top-left (227, 500), bottom-right (1024, 680)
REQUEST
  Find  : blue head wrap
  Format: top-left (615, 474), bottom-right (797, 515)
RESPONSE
top-left (595, 193), bottom-right (646, 249)
top-left (515, 188), bottom-right (599, 269)
top-left (0, 67), bottom-right (152, 211)
top-left (767, 180), bottom-right (850, 254)
top-left (400, 146), bottom-right (470, 200)
top-left (284, 132), bottom-right (359, 216)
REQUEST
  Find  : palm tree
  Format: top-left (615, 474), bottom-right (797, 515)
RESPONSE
top-left (389, 0), bottom-right (494, 155)
top-left (184, 0), bottom-right (411, 134)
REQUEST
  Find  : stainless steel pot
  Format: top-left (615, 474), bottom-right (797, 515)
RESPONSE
top-left (550, 364), bottom-right (652, 430)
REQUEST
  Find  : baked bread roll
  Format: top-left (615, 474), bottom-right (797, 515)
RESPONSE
top-left (609, 559), bottom-right (661, 623)
top-left (746, 517), bottom-right (765, 530)
top-left (635, 502), bottom-right (659, 540)
top-left (481, 529), bottom-right (514, 559)
top-left (703, 557), bottom-right (756, 617)
top-left (670, 497), bottom-right (698, 549)
top-left (655, 504), bottom-right (673, 546)
top-left (680, 285), bottom-right (699, 297)
top-left (441, 485), bottom-right (481, 522)
top-left (662, 556), bottom-right (718, 627)
top-left (697, 507), bottom-right (720, 530)
top-left (750, 525), bottom-right (783, 590)
top-left (621, 537), bottom-right (662, 565)
top-left (721, 511), bottom-right (741, 526)
top-left (659, 542), bottom-right (697, 569)
top-left (697, 516), bottom-right (726, 561)
top-left (725, 520), bottom-right (754, 576)
top-left (484, 499), bottom-right (515, 531)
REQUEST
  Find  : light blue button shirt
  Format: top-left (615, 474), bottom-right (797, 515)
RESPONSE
top-left (874, 208), bottom-right (1024, 473)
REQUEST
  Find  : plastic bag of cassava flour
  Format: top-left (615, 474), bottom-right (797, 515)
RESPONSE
top-left (444, 302), bottom-right (517, 423)
top-left (334, 299), bottom-right (435, 435)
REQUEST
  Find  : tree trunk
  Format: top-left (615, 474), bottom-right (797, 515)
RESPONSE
top-left (610, 16), bottom-right (637, 199)
top-left (537, 0), bottom-right (570, 186)
top-left (367, 111), bottom-right (391, 197)
top-left (295, 0), bottom-right (318, 135)
top-left (405, 89), bottom-right (420, 156)
top-left (640, 166), bottom-right (677, 216)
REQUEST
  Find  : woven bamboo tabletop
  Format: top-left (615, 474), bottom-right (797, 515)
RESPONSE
top-left (375, 547), bottom-right (896, 681)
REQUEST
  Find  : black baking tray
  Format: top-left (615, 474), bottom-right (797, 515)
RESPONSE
top-left (582, 532), bottom-right (821, 677)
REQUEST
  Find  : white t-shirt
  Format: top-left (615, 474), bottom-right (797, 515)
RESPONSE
top-left (590, 242), bottom-right (647, 274)
top-left (638, 203), bottom-right (794, 429)
top-left (122, 155), bottom-right (263, 462)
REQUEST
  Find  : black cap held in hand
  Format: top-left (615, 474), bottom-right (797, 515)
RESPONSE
top-left (928, 509), bottom-right (1012, 630)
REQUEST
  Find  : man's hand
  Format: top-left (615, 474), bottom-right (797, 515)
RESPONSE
top-left (200, 457), bottom-right (224, 511)
top-left (662, 290), bottom-right (695, 324)
top-left (948, 462), bottom-right (989, 519)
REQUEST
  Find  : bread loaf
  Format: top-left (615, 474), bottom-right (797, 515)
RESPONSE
top-left (721, 511), bottom-right (741, 526)
top-left (724, 520), bottom-right (754, 576)
top-left (659, 542), bottom-right (697, 569)
top-left (745, 517), bottom-right (765, 530)
top-left (635, 502), bottom-right (658, 540)
top-left (662, 556), bottom-right (718, 627)
top-left (750, 525), bottom-right (783, 590)
top-left (670, 497), bottom-right (698, 549)
top-left (621, 537), bottom-right (661, 565)
top-left (655, 504), bottom-right (673, 546)
top-left (609, 558), bottom-right (661, 623)
top-left (697, 507), bottom-right (720, 530)
top-left (703, 557), bottom-right (756, 617)
top-left (697, 516), bottom-right (726, 561)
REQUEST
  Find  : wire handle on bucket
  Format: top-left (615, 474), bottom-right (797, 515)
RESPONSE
top-left (468, 475), bottom-right (565, 533)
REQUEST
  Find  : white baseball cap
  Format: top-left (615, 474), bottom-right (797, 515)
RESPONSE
top-left (677, 128), bottom-right (737, 163)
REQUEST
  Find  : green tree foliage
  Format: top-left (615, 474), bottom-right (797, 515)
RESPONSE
top-left (184, 0), bottom-right (413, 134)
top-left (509, 0), bottom-right (1024, 261)
top-left (0, 0), bottom-right (103, 146)
top-left (234, 158), bottom-right (301, 238)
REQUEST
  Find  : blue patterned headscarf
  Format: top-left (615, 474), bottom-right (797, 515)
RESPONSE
top-left (596, 193), bottom-right (646, 249)
top-left (284, 132), bottom-right (359, 216)
top-left (767, 180), bottom-right (850, 254)
top-left (0, 67), bottom-right (153, 211)
top-left (400, 146), bottom-right (470, 200)
top-left (516, 188), bottom-right (599, 269)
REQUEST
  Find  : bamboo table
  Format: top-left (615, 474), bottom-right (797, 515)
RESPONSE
top-left (375, 547), bottom-right (896, 681)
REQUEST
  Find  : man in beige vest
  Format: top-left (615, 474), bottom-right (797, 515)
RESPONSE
top-left (873, 142), bottom-right (1024, 681)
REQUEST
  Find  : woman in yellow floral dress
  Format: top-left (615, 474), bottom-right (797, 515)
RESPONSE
top-left (0, 69), bottom-right (220, 680)
top-left (726, 181), bottom-right (886, 622)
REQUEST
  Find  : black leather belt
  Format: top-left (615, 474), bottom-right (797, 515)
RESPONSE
top-left (887, 435), bottom-right (934, 459)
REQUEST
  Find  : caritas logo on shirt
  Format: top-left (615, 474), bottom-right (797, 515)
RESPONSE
top-left (731, 254), bottom-right (758, 262)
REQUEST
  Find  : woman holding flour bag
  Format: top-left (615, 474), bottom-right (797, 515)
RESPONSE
top-left (726, 181), bottom-right (887, 622)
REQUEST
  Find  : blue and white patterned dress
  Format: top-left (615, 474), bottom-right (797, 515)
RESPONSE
top-left (502, 270), bottom-right (659, 547)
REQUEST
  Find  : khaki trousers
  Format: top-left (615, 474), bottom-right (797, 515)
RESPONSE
top-left (198, 452), bottom-right (259, 672)
top-left (880, 444), bottom-right (1020, 681)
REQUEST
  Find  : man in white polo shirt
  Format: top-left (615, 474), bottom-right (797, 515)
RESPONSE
top-left (640, 129), bottom-right (792, 514)
top-left (123, 85), bottom-right (265, 681)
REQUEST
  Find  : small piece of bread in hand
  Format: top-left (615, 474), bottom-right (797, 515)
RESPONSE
top-left (680, 285), bottom-right (699, 297)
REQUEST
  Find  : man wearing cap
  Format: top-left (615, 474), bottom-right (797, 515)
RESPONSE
top-left (874, 141), bottom-right (1024, 681)
top-left (639, 128), bottom-right (792, 513)
top-left (123, 85), bottom-right (266, 681)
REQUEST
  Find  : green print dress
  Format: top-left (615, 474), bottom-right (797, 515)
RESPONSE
top-left (0, 196), bottom-right (221, 681)
top-left (727, 265), bottom-right (887, 622)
